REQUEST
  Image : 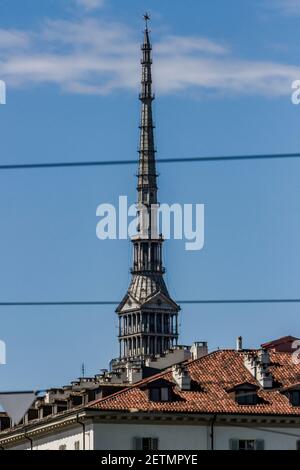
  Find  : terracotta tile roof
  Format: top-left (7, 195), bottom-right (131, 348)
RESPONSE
top-left (281, 382), bottom-right (300, 392)
top-left (88, 350), bottom-right (300, 416)
top-left (261, 336), bottom-right (299, 352)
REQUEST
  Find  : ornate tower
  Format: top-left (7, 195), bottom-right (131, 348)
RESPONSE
top-left (116, 15), bottom-right (180, 362)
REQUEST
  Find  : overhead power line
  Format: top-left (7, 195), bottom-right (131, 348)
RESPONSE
top-left (0, 152), bottom-right (300, 171)
top-left (0, 298), bottom-right (299, 307)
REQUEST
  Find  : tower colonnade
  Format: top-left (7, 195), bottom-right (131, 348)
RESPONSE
top-left (118, 312), bottom-right (179, 358)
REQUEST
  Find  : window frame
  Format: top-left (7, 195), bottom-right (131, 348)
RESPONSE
top-left (289, 390), bottom-right (300, 406)
top-left (235, 390), bottom-right (258, 405)
top-left (230, 438), bottom-right (264, 450)
top-left (149, 386), bottom-right (170, 402)
top-left (133, 437), bottom-right (159, 450)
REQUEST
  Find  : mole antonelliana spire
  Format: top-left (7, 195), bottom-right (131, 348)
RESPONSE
top-left (115, 14), bottom-right (180, 363)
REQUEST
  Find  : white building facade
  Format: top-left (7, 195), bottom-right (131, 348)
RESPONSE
top-left (3, 412), bottom-right (300, 451)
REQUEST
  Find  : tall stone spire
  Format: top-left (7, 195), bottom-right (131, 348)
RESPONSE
top-left (137, 14), bottom-right (157, 211)
top-left (116, 15), bottom-right (180, 362)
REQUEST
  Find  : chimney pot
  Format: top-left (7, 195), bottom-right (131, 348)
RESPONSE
top-left (236, 336), bottom-right (243, 351)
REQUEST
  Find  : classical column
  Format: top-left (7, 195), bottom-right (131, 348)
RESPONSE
top-left (147, 336), bottom-right (150, 355)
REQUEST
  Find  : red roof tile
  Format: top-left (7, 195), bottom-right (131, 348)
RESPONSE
top-left (88, 350), bottom-right (300, 416)
top-left (261, 336), bottom-right (299, 352)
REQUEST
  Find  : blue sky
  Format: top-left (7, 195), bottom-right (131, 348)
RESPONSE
top-left (0, 0), bottom-right (300, 390)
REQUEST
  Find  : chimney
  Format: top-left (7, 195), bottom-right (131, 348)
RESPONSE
top-left (244, 349), bottom-right (272, 389)
top-left (256, 349), bottom-right (272, 388)
top-left (172, 364), bottom-right (191, 391)
top-left (236, 336), bottom-right (243, 351)
top-left (258, 349), bottom-right (270, 367)
top-left (127, 364), bottom-right (143, 384)
top-left (190, 342), bottom-right (208, 360)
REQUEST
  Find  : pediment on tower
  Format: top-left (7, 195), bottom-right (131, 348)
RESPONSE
top-left (116, 290), bottom-right (180, 314)
top-left (142, 291), bottom-right (180, 312)
top-left (116, 293), bottom-right (141, 313)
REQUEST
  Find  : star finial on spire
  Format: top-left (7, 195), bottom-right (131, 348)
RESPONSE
top-left (143, 12), bottom-right (150, 30)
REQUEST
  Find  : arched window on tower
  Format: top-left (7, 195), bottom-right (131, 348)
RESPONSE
top-left (150, 337), bottom-right (155, 355)
top-left (156, 313), bottom-right (162, 333)
top-left (143, 337), bottom-right (147, 355)
top-left (149, 314), bottom-right (155, 333)
top-left (164, 315), bottom-right (170, 334)
top-left (157, 337), bottom-right (162, 354)
top-left (151, 243), bottom-right (157, 270)
top-left (142, 243), bottom-right (148, 269)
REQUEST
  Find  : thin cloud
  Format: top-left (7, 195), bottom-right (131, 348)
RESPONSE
top-left (0, 18), bottom-right (299, 97)
top-left (265, 0), bottom-right (300, 15)
top-left (0, 29), bottom-right (31, 50)
top-left (75, 0), bottom-right (106, 11)
top-left (155, 35), bottom-right (228, 55)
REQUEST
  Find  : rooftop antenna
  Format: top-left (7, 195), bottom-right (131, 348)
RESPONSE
top-left (81, 363), bottom-right (85, 378)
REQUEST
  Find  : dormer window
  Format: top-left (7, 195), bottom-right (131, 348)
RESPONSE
top-left (282, 386), bottom-right (300, 406)
top-left (227, 382), bottom-right (259, 406)
top-left (289, 391), bottom-right (300, 406)
top-left (149, 387), bottom-right (170, 402)
top-left (281, 383), bottom-right (300, 406)
top-left (235, 390), bottom-right (258, 405)
top-left (142, 379), bottom-right (174, 402)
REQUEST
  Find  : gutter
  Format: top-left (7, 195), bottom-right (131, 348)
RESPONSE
top-left (24, 430), bottom-right (33, 450)
top-left (210, 414), bottom-right (217, 450)
top-left (76, 414), bottom-right (86, 450)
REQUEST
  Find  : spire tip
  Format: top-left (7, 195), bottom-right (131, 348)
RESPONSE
top-left (143, 12), bottom-right (150, 30)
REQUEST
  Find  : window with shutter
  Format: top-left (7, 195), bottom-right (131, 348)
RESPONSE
top-left (230, 439), bottom-right (264, 450)
top-left (160, 387), bottom-right (170, 402)
top-left (255, 439), bottom-right (264, 450)
top-left (152, 438), bottom-right (159, 450)
top-left (133, 437), bottom-right (159, 450)
top-left (235, 390), bottom-right (258, 405)
top-left (289, 391), bottom-right (300, 406)
top-left (133, 437), bottom-right (142, 450)
top-left (149, 386), bottom-right (170, 402)
top-left (229, 439), bottom-right (239, 450)
top-left (149, 388), bottom-right (160, 402)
